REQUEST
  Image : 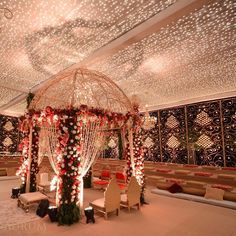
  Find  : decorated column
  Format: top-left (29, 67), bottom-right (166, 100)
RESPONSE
top-left (56, 110), bottom-right (80, 225)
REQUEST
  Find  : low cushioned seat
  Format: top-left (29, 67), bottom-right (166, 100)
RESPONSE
top-left (222, 167), bottom-right (236, 171)
top-left (93, 170), bottom-right (111, 189)
top-left (186, 180), bottom-right (206, 188)
top-left (204, 187), bottom-right (224, 201)
top-left (202, 166), bottom-right (219, 170)
top-left (217, 174), bottom-right (236, 180)
top-left (148, 175), bottom-right (164, 180)
top-left (151, 189), bottom-right (236, 210)
top-left (212, 184), bottom-right (233, 192)
top-left (18, 192), bottom-right (48, 212)
top-left (184, 164), bottom-right (199, 168)
top-left (174, 170), bottom-right (191, 175)
top-left (156, 168), bottom-right (171, 173)
top-left (166, 178), bottom-right (185, 184)
top-left (194, 172), bottom-right (213, 177)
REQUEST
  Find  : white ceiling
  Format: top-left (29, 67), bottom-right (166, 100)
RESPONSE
top-left (0, 0), bottom-right (235, 116)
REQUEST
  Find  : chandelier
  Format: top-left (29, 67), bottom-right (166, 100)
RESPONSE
top-left (142, 107), bottom-right (157, 130)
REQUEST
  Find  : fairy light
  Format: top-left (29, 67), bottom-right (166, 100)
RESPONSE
top-left (0, 0), bottom-right (175, 107)
top-left (91, 0), bottom-right (235, 108)
top-left (0, 0), bottom-right (235, 112)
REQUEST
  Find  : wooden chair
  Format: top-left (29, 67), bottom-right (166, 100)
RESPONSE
top-left (120, 176), bottom-right (141, 212)
top-left (90, 178), bottom-right (121, 219)
top-left (37, 172), bottom-right (51, 193)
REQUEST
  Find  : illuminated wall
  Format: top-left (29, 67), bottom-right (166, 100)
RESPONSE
top-left (143, 97), bottom-right (236, 166)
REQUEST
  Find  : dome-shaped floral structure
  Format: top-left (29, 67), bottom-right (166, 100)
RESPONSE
top-left (29, 68), bottom-right (132, 113)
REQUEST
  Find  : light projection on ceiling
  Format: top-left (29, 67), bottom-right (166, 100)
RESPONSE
top-left (0, 0), bottom-right (235, 115)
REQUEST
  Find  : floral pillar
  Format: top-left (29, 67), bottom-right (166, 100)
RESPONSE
top-left (56, 111), bottom-right (80, 225)
top-left (125, 114), bottom-right (145, 193)
top-left (16, 118), bottom-right (30, 193)
top-left (29, 125), bottom-right (40, 192)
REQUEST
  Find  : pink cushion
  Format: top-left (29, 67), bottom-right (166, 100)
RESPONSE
top-left (93, 180), bottom-right (109, 185)
top-left (118, 183), bottom-right (127, 190)
top-left (194, 172), bottom-right (213, 177)
top-left (166, 178), bottom-right (185, 184)
top-left (212, 184), bottom-right (233, 191)
top-left (222, 167), bottom-right (236, 171)
top-left (156, 168), bottom-right (171, 173)
top-left (184, 164), bottom-right (199, 168)
top-left (116, 172), bottom-right (126, 181)
top-left (101, 170), bottom-right (110, 178)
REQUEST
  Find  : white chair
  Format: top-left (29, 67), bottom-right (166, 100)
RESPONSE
top-left (120, 176), bottom-right (141, 212)
top-left (90, 178), bottom-right (121, 219)
top-left (38, 172), bottom-right (51, 193)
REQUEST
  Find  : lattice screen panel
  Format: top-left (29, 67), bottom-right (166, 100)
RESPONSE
top-left (142, 111), bottom-right (161, 162)
top-left (187, 101), bottom-right (224, 166)
top-left (0, 115), bottom-right (20, 154)
top-left (222, 98), bottom-right (236, 167)
top-left (160, 107), bottom-right (188, 164)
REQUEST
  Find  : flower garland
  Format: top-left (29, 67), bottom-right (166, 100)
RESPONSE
top-left (16, 115), bottom-right (31, 192)
top-left (29, 125), bottom-right (39, 192)
top-left (16, 135), bottom-right (29, 192)
top-left (124, 114), bottom-right (145, 195)
top-left (56, 110), bottom-right (80, 225)
top-left (18, 105), bottom-right (143, 225)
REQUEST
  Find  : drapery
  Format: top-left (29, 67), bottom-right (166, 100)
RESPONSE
top-left (38, 125), bottom-right (59, 175)
top-left (77, 117), bottom-right (105, 209)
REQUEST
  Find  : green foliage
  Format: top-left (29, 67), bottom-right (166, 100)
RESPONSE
top-left (58, 202), bottom-right (80, 225)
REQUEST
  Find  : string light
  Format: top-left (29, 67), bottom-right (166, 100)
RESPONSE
top-left (0, 0), bottom-right (234, 112)
top-left (91, 0), bottom-right (235, 108)
top-left (0, 0), bottom-right (175, 108)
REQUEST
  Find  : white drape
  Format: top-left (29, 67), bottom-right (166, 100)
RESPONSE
top-left (77, 117), bottom-right (105, 209)
top-left (38, 125), bottom-right (59, 175)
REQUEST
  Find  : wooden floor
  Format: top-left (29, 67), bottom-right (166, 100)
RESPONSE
top-left (1, 179), bottom-right (236, 236)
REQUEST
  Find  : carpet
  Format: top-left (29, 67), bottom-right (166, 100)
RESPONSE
top-left (0, 199), bottom-right (40, 230)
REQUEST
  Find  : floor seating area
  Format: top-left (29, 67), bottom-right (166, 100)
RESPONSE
top-left (151, 188), bottom-right (236, 210)
top-left (91, 159), bottom-right (236, 203)
top-left (144, 162), bottom-right (236, 202)
top-left (0, 156), bottom-right (21, 177)
top-left (92, 159), bottom-right (127, 191)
